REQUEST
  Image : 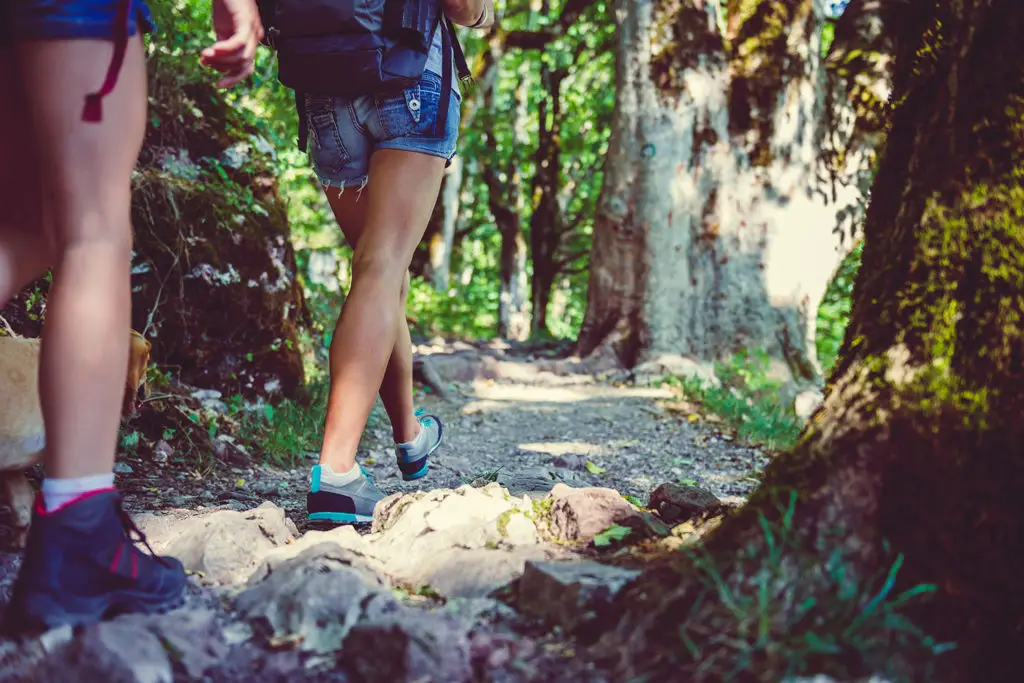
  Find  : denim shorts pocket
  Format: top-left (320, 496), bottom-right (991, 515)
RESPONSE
top-left (305, 95), bottom-right (351, 176)
top-left (376, 71), bottom-right (445, 140)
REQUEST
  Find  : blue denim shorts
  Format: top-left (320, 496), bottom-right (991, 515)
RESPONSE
top-left (304, 70), bottom-right (463, 191)
top-left (0, 0), bottom-right (154, 46)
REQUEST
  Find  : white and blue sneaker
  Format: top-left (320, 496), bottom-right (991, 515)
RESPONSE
top-left (307, 463), bottom-right (384, 524)
top-left (395, 411), bottom-right (444, 481)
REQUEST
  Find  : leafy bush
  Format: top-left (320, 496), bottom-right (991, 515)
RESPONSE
top-left (816, 241), bottom-right (863, 374)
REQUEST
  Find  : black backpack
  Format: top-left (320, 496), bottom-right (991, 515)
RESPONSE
top-left (256, 0), bottom-right (472, 151)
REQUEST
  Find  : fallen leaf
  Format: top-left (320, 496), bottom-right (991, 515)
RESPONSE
top-left (585, 461), bottom-right (606, 475)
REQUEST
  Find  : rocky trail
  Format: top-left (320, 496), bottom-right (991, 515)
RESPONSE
top-left (0, 343), bottom-right (774, 682)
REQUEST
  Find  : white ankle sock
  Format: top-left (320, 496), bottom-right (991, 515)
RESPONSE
top-left (41, 473), bottom-right (116, 512)
top-left (317, 463), bottom-right (362, 487)
top-left (398, 425), bottom-right (426, 450)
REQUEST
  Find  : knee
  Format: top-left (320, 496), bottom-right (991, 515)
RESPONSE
top-left (350, 249), bottom-right (407, 291)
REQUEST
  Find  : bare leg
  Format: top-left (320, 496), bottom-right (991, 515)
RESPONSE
top-left (326, 191), bottom-right (420, 443)
top-left (319, 150), bottom-right (445, 472)
top-left (16, 36), bottom-right (147, 479)
top-left (0, 49), bottom-right (53, 306)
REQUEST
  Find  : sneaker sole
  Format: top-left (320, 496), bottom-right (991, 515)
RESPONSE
top-left (308, 511), bottom-right (374, 524)
top-left (400, 418), bottom-right (444, 482)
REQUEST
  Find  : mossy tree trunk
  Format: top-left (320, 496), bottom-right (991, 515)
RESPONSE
top-left (577, 0), bottom-right (872, 381)
top-left (601, 2), bottom-right (1024, 681)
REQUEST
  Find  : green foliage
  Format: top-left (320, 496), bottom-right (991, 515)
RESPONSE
top-left (593, 523), bottom-right (632, 547)
top-left (817, 241), bottom-right (863, 373)
top-left (666, 350), bottom-right (804, 451)
top-left (674, 492), bottom-right (952, 682)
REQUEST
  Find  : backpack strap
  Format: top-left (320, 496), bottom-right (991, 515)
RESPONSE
top-left (446, 16), bottom-right (472, 84)
top-left (434, 18), bottom-right (453, 140)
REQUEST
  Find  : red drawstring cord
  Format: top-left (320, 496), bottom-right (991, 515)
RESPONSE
top-left (81, 0), bottom-right (132, 123)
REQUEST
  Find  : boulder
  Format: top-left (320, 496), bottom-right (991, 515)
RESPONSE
top-left (545, 484), bottom-right (641, 544)
top-left (516, 560), bottom-right (640, 637)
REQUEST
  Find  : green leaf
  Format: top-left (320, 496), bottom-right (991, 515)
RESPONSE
top-left (585, 461), bottom-right (606, 475)
top-left (593, 524), bottom-right (631, 547)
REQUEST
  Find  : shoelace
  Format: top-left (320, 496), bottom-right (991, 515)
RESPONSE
top-left (115, 501), bottom-right (171, 568)
top-left (358, 463), bottom-right (377, 485)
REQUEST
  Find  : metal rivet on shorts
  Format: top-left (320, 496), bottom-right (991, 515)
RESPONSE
top-left (409, 98), bottom-right (421, 111)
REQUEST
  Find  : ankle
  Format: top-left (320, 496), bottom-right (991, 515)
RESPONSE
top-left (318, 459), bottom-right (356, 474)
top-left (394, 418), bottom-right (421, 445)
top-left (41, 473), bottom-right (116, 512)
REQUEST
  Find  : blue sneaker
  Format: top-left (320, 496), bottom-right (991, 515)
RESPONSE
top-left (395, 411), bottom-right (444, 481)
top-left (307, 464), bottom-right (384, 524)
top-left (5, 489), bottom-right (187, 635)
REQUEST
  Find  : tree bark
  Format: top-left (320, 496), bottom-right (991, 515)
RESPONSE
top-left (600, 2), bottom-right (1024, 681)
top-left (482, 57), bottom-right (530, 341)
top-left (529, 56), bottom-right (567, 337)
top-left (577, 0), bottom-right (869, 383)
top-left (428, 157), bottom-right (463, 291)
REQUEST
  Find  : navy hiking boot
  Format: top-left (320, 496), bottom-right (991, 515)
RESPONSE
top-left (5, 489), bottom-right (187, 635)
top-left (395, 411), bottom-right (444, 481)
top-left (307, 464), bottom-right (384, 524)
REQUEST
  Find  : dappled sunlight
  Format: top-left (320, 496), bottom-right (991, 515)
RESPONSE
top-left (517, 441), bottom-right (606, 457)
top-left (470, 381), bottom-right (673, 404)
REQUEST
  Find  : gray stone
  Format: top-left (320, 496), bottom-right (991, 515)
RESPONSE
top-left (341, 608), bottom-right (472, 683)
top-left (158, 502), bottom-right (298, 585)
top-left (648, 482), bottom-right (722, 524)
top-left (401, 546), bottom-right (549, 599)
top-left (545, 484), bottom-right (641, 544)
top-left (127, 610), bottom-right (228, 679)
top-left (30, 619), bottom-right (173, 683)
top-left (234, 543), bottom-right (394, 654)
top-left (516, 560), bottom-right (640, 635)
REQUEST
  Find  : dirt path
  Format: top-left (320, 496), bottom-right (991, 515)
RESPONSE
top-left (0, 349), bottom-right (777, 682)
top-left (118, 348), bottom-right (770, 526)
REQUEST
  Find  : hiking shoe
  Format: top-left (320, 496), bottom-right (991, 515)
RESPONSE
top-left (395, 411), bottom-right (444, 481)
top-left (5, 489), bottom-right (187, 635)
top-left (307, 464), bottom-right (384, 524)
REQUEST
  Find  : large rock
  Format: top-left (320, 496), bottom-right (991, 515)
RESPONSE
top-left (545, 483), bottom-right (641, 544)
top-left (516, 561), bottom-right (640, 637)
top-left (234, 543), bottom-right (393, 654)
top-left (648, 482), bottom-right (722, 525)
top-left (128, 54), bottom-right (305, 399)
top-left (24, 620), bottom-right (173, 683)
top-left (370, 483), bottom-right (549, 594)
top-left (341, 609), bottom-right (473, 683)
top-left (146, 502), bottom-right (298, 585)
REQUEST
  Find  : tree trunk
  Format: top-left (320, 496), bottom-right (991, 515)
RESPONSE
top-left (600, 3), bottom-right (1024, 681)
top-left (529, 56), bottom-right (567, 338)
top-left (484, 58), bottom-right (530, 341)
top-left (577, 0), bottom-right (867, 383)
top-left (428, 157), bottom-right (463, 291)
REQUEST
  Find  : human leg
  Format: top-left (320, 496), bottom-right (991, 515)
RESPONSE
top-left (0, 49), bottom-right (53, 307)
top-left (4, 0), bottom-right (185, 633)
top-left (325, 191), bottom-right (420, 444)
top-left (304, 74), bottom-right (459, 522)
top-left (318, 149), bottom-right (445, 474)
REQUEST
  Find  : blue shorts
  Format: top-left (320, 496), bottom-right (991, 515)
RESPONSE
top-left (303, 69), bottom-right (463, 190)
top-left (0, 0), bottom-right (154, 47)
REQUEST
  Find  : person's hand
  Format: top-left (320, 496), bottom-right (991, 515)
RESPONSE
top-left (199, 0), bottom-right (264, 88)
